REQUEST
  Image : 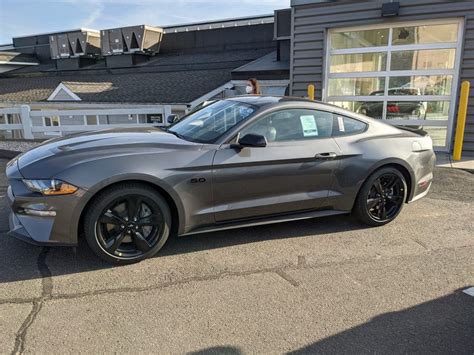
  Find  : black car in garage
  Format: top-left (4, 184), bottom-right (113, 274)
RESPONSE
top-left (357, 88), bottom-right (426, 120)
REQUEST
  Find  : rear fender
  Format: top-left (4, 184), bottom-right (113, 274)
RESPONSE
top-left (357, 158), bottom-right (416, 203)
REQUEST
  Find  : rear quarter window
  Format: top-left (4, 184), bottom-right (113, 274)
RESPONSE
top-left (333, 115), bottom-right (368, 136)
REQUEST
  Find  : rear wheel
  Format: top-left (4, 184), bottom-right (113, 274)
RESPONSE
top-left (353, 167), bottom-right (407, 226)
top-left (84, 183), bottom-right (171, 264)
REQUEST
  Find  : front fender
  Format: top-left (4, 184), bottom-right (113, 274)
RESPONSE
top-left (65, 172), bottom-right (187, 244)
top-left (54, 149), bottom-right (215, 242)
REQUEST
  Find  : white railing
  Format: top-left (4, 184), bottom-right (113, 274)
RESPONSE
top-left (0, 107), bottom-right (23, 133)
top-left (0, 105), bottom-right (172, 139)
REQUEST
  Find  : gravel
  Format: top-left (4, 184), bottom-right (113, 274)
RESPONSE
top-left (0, 140), bottom-right (41, 152)
top-left (0, 140), bottom-right (42, 159)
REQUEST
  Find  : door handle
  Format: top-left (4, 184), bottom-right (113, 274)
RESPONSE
top-left (314, 152), bottom-right (337, 160)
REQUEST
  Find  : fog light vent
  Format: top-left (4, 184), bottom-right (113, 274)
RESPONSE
top-left (21, 208), bottom-right (57, 217)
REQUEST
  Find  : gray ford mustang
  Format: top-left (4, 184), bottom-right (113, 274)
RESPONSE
top-left (6, 96), bottom-right (435, 264)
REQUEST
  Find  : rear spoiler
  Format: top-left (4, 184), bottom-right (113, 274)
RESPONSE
top-left (396, 126), bottom-right (429, 137)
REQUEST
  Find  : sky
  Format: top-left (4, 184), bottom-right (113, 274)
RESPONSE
top-left (0, 0), bottom-right (289, 44)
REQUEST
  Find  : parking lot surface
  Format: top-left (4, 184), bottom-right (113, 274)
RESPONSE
top-left (0, 158), bottom-right (473, 354)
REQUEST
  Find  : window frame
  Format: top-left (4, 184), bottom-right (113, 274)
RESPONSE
top-left (227, 108), bottom-right (349, 144)
top-left (323, 18), bottom-right (465, 151)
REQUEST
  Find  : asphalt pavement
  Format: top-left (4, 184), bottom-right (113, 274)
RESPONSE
top-left (0, 159), bottom-right (473, 354)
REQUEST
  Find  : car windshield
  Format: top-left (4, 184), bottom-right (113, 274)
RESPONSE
top-left (167, 100), bottom-right (257, 144)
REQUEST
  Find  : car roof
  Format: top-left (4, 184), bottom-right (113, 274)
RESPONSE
top-left (226, 95), bottom-right (351, 113)
top-left (226, 95), bottom-right (317, 108)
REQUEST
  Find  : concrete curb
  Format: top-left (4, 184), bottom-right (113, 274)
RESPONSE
top-left (0, 149), bottom-right (21, 160)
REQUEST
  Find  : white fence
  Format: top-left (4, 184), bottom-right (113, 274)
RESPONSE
top-left (0, 105), bottom-right (172, 139)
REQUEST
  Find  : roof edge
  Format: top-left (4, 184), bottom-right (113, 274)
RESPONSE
top-left (291, 0), bottom-right (337, 6)
top-left (12, 28), bottom-right (100, 40)
top-left (162, 14), bottom-right (274, 29)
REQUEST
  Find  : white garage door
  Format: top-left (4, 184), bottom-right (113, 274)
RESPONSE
top-left (324, 18), bottom-right (464, 151)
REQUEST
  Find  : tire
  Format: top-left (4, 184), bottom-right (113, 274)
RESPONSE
top-left (353, 167), bottom-right (407, 227)
top-left (84, 183), bottom-right (172, 264)
top-left (358, 107), bottom-right (368, 116)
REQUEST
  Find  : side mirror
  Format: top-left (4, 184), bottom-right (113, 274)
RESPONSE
top-left (167, 114), bottom-right (179, 124)
top-left (232, 133), bottom-right (267, 149)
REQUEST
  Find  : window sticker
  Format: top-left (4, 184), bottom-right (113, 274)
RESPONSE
top-left (337, 116), bottom-right (345, 132)
top-left (300, 115), bottom-right (319, 137)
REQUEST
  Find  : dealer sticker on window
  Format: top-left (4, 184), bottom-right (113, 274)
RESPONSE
top-left (337, 116), bottom-right (345, 132)
top-left (300, 115), bottom-right (319, 137)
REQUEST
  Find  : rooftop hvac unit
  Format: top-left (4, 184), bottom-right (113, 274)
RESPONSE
top-left (101, 25), bottom-right (163, 56)
top-left (49, 30), bottom-right (100, 59)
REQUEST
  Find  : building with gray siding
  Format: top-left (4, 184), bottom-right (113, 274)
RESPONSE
top-left (287, 0), bottom-right (474, 154)
top-left (0, 15), bottom-right (290, 139)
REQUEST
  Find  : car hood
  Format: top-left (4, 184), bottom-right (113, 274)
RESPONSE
top-left (17, 127), bottom-right (202, 178)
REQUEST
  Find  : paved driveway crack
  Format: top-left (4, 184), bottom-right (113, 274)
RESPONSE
top-left (275, 269), bottom-right (299, 287)
top-left (0, 298), bottom-right (36, 305)
top-left (11, 247), bottom-right (52, 355)
top-left (410, 237), bottom-right (430, 251)
top-left (52, 267), bottom-right (280, 301)
top-left (47, 246), bottom-right (472, 302)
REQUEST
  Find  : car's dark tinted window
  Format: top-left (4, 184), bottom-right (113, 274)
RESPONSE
top-left (332, 115), bottom-right (368, 136)
top-left (239, 109), bottom-right (334, 142)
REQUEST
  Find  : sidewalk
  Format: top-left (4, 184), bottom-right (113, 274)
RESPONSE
top-left (436, 153), bottom-right (474, 172)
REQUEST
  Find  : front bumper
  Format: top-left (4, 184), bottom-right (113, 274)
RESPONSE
top-left (7, 182), bottom-right (83, 247)
top-left (8, 212), bottom-right (63, 246)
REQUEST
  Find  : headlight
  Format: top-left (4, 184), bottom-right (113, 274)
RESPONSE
top-left (23, 179), bottom-right (78, 195)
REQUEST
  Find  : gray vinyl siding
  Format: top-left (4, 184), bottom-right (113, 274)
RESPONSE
top-left (290, 0), bottom-right (474, 154)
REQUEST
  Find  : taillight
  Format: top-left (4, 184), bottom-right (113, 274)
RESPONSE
top-left (387, 105), bottom-right (400, 113)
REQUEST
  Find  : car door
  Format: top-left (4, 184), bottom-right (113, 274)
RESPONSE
top-left (211, 108), bottom-right (342, 222)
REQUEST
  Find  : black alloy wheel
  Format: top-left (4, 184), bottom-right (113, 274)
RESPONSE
top-left (96, 195), bottom-right (163, 258)
top-left (366, 173), bottom-right (404, 221)
top-left (84, 183), bottom-right (171, 264)
top-left (353, 167), bottom-right (407, 226)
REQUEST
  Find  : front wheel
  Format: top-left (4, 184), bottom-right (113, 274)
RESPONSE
top-left (84, 183), bottom-right (171, 264)
top-left (353, 167), bottom-right (407, 226)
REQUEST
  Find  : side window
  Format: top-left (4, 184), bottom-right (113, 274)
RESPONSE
top-left (239, 109), bottom-right (334, 142)
top-left (333, 115), bottom-right (367, 136)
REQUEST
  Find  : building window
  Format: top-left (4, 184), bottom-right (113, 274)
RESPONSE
top-left (44, 116), bottom-right (60, 126)
top-left (146, 114), bottom-right (163, 124)
top-left (60, 115), bottom-right (86, 125)
top-left (86, 115), bottom-right (98, 125)
top-left (98, 115), bottom-right (109, 125)
top-left (330, 28), bottom-right (389, 49)
top-left (325, 19), bottom-right (463, 149)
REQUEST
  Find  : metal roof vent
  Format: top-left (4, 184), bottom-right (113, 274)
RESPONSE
top-left (101, 25), bottom-right (163, 56)
top-left (49, 30), bottom-right (100, 59)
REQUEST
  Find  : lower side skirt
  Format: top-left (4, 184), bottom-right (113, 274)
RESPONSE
top-left (181, 209), bottom-right (349, 236)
